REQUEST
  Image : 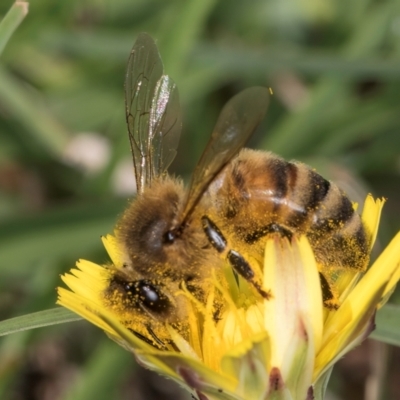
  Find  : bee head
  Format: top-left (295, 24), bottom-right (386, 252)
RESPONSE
top-left (115, 176), bottom-right (210, 293)
top-left (107, 275), bottom-right (173, 316)
top-left (116, 177), bottom-right (188, 268)
top-left (104, 272), bottom-right (189, 347)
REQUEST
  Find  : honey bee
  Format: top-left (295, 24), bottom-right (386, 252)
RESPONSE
top-left (105, 33), bottom-right (369, 347)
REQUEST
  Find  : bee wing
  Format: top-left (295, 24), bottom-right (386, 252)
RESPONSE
top-left (181, 86), bottom-right (270, 223)
top-left (125, 33), bottom-right (182, 194)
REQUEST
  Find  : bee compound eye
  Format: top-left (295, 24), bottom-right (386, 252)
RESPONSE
top-left (135, 280), bottom-right (172, 314)
top-left (108, 275), bottom-right (172, 315)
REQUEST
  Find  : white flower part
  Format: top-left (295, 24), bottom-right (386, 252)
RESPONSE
top-left (63, 132), bottom-right (111, 174)
top-left (112, 157), bottom-right (137, 196)
top-left (263, 236), bottom-right (323, 396)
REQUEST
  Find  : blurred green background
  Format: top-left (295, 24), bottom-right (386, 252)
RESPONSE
top-left (0, 0), bottom-right (399, 399)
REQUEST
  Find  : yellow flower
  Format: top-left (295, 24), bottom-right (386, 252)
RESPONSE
top-left (57, 195), bottom-right (400, 400)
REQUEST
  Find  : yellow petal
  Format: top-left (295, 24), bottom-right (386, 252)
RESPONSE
top-left (361, 195), bottom-right (385, 249)
top-left (315, 231), bottom-right (400, 379)
top-left (342, 231), bottom-right (400, 322)
top-left (101, 234), bottom-right (127, 268)
top-left (167, 325), bottom-right (201, 361)
top-left (57, 288), bottom-right (115, 336)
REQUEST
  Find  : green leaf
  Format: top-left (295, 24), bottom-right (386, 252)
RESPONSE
top-left (0, 1), bottom-right (28, 57)
top-left (192, 45), bottom-right (400, 79)
top-left (62, 340), bottom-right (134, 400)
top-left (0, 199), bottom-right (125, 273)
top-left (370, 304), bottom-right (400, 347)
top-left (0, 308), bottom-right (81, 337)
top-left (0, 65), bottom-right (70, 157)
top-left (161, 0), bottom-right (218, 77)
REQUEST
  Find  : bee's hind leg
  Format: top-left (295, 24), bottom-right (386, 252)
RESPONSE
top-left (227, 250), bottom-right (271, 299)
top-left (319, 272), bottom-right (340, 310)
top-left (202, 215), bottom-right (271, 299)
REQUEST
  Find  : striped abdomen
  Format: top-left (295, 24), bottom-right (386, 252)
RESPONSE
top-left (208, 148), bottom-right (370, 271)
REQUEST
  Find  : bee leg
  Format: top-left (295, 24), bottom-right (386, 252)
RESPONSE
top-left (145, 324), bottom-right (167, 348)
top-left (130, 328), bottom-right (166, 349)
top-left (202, 216), bottom-right (271, 299)
top-left (227, 250), bottom-right (271, 300)
top-left (319, 272), bottom-right (339, 310)
top-left (201, 216), bottom-right (227, 253)
top-left (232, 269), bottom-right (240, 287)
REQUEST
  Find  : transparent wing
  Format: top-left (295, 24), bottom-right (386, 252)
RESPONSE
top-left (180, 86), bottom-right (270, 225)
top-left (125, 33), bottom-right (182, 194)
